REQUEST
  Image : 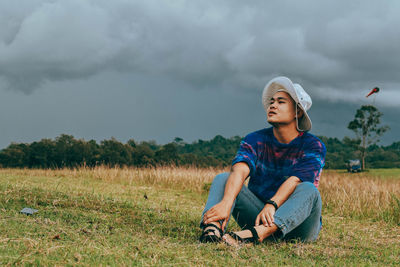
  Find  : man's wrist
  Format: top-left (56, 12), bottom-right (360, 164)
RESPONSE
top-left (266, 199), bottom-right (278, 210)
top-left (221, 197), bottom-right (234, 206)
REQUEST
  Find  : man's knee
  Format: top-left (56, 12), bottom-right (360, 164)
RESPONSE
top-left (296, 181), bottom-right (317, 191)
top-left (212, 172), bottom-right (230, 185)
top-left (295, 182), bottom-right (320, 200)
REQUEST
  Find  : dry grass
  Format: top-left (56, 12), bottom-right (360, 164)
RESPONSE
top-left (1, 166), bottom-right (399, 225)
top-left (319, 171), bottom-right (400, 224)
top-left (0, 166), bottom-right (225, 192)
top-left (1, 167), bottom-right (399, 265)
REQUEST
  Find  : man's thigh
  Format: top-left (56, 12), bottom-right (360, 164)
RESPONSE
top-left (232, 185), bottom-right (265, 229)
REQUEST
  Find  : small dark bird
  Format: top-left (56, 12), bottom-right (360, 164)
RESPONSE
top-left (144, 193), bottom-right (148, 200)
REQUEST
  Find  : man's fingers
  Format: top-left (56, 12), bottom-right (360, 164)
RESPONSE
top-left (204, 215), bottom-right (213, 224)
top-left (205, 215), bottom-right (221, 224)
top-left (204, 210), bottom-right (215, 221)
top-left (203, 213), bottom-right (208, 221)
top-left (255, 214), bottom-right (260, 226)
top-left (261, 214), bottom-right (268, 226)
top-left (268, 211), bottom-right (275, 224)
top-left (257, 209), bottom-right (276, 227)
top-left (206, 209), bottom-right (215, 217)
top-left (266, 213), bottom-right (274, 227)
top-left (221, 218), bottom-right (227, 231)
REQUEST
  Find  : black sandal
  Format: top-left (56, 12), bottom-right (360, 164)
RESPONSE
top-left (199, 223), bottom-right (224, 243)
top-left (224, 227), bottom-right (260, 245)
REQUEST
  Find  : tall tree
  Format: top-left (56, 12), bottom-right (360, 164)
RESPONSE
top-left (155, 143), bottom-right (178, 165)
top-left (347, 105), bottom-right (389, 170)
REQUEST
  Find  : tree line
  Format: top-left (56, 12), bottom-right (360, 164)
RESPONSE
top-left (0, 133), bottom-right (399, 169)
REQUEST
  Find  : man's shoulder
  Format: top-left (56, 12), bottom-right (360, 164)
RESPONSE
top-left (244, 127), bottom-right (272, 142)
top-left (302, 132), bottom-right (327, 153)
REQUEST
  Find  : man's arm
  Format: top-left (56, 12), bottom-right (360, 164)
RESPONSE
top-left (221, 162), bottom-right (250, 205)
top-left (255, 176), bottom-right (300, 227)
top-left (256, 139), bottom-right (326, 227)
top-left (203, 162), bottom-right (249, 230)
top-left (270, 176), bottom-right (301, 207)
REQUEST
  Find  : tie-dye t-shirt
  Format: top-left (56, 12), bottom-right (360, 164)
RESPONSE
top-left (232, 127), bottom-right (326, 203)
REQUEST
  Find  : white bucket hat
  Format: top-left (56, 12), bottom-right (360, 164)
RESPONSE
top-left (262, 76), bottom-right (312, 132)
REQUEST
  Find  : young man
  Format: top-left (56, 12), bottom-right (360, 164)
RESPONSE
top-left (199, 76), bottom-right (326, 246)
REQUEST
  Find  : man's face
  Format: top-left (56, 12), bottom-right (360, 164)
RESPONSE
top-left (267, 91), bottom-right (297, 126)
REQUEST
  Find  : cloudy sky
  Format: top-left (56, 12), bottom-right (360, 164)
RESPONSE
top-left (0, 0), bottom-right (399, 149)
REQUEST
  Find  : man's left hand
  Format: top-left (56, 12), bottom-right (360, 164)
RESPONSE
top-left (255, 204), bottom-right (276, 227)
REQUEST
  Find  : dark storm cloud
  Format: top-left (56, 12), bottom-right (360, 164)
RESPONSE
top-left (0, 0), bottom-right (399, 149)
top-left (1, 0), bottom-right (400, 105)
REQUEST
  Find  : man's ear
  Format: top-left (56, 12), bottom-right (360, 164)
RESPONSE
top-left (297, 106), bottom-right (304, 118)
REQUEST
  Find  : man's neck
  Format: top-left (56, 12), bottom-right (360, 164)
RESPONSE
top-left (272, 125), bottom-right (300, 144)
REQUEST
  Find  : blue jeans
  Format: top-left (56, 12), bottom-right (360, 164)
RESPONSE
top-left (200, 172), bottom-right (322, 242)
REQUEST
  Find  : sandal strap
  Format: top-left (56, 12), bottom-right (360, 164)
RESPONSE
top-left (200, 225), bottom-right (223, 243)
top-left (201, 223), bottom-right (223, 236)
top-left (202, 229), bottom-right (217, 235)
top-left (227, 227), bottom-right (260, 245)
top-left (249, 227), bottom-right (260, 244)
top-left (227, 231), bottom-right (246, 243)
top-left (199, 229), bottom-right (217, 241)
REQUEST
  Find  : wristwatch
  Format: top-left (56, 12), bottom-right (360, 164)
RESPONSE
top-left (266, 199), bottom-right (278, 210)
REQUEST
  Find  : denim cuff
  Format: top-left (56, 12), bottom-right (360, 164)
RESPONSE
top-left (273, 215), bottom-right (289, 238)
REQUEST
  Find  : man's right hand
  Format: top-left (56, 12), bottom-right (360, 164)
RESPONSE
top-left (203, 200), bottom-right (232, 230)
top-left (203, 162), bottom-right (250, 231)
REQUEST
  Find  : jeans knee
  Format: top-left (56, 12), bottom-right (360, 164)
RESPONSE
top-left (296, 182), bottom-right (320, 199)
top-left (296, 181), bottom-right (316, 190)
top-left (212, 172), bottom-right (230, 185)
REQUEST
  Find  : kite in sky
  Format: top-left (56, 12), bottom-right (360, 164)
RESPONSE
top-left (366, 87), bottom-right (380, 97)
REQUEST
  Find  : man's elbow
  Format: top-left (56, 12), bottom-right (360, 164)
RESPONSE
top-left (230, 162), bottom-right (250, 179)
top-left (288, 176), bottom-right (301, 184)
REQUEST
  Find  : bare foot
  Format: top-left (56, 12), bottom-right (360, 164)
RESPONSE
top-left (222, 229), bottom-right (259, 247)
top-left (223, 224), bottom-right (278, 247)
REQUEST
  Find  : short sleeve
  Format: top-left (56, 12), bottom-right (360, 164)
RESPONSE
top-left (232, 135), bottom-right (257, 177)
top-left (289, 138), bottom-right (326, 185)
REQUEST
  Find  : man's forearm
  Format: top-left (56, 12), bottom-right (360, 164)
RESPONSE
top-left (270, 176), bottom-right (301, 207)
top-left (221, 163), bottom-right (249, 205)
top-left (221, 172), bottom-right (245, 205)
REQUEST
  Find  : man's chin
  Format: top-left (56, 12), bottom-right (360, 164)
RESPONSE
top-left (268, 121), bottom-right (278, 127)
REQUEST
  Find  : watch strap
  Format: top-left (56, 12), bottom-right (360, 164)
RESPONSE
top-left (266, 199), bottom-right (278, 210)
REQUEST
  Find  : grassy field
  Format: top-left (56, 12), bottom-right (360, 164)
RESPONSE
top-left (0, 167), bottom-right (399, 266)
top-left (329, 168), bottom-right (400, 179)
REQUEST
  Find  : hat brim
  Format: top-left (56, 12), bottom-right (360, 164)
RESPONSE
top-left (262, 76), bottom-right (312, 132)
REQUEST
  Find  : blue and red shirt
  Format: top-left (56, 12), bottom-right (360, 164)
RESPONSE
top-left (232, 127), bottom-right (326, 203)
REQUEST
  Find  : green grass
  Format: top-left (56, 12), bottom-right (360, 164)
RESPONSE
top-left (330, 168), bottom-right (400, 179)
top-left (363, 168), bottom-right (400, 178)
top-left (0, 169), bottom-right (399, 266)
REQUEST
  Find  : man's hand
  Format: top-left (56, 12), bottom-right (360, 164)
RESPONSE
top-left (255, 176), bottom-right (300, 227)
top-left (203, 162), bottom-right (249, 230)
top-left (203, 200), bottom-right (232, 230)
top-left (255, 203), bottom-right (276, 227)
